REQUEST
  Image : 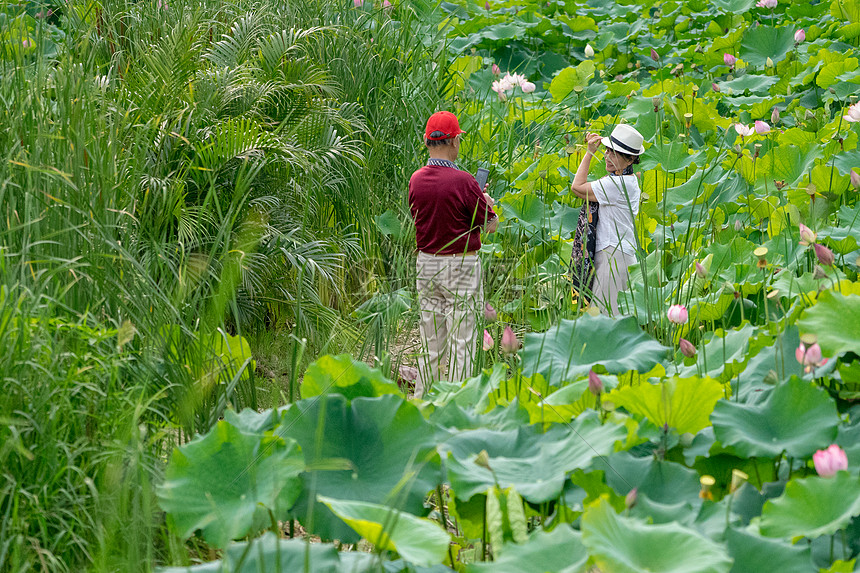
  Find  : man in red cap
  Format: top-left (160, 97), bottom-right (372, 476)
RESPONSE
top-left (408, 111), bottom-right (497, 397)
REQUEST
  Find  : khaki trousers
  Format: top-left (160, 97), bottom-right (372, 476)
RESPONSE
top-left (415, 252), bottom-right (482, 397)
top-left (593, 247), bottom-right (636, 316)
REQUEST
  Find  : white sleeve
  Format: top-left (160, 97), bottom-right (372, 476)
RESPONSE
top-left (592, 176), bottom-right (620, 206)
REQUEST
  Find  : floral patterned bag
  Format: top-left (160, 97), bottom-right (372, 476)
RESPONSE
top-left (569, 199), bottom-right (599, 304)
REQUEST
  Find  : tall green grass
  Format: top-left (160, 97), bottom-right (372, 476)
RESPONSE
top-left (0, 0), bottom-right (446, 569)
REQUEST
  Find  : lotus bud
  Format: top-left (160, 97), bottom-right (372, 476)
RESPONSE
top-left (491, 63), bottom-right (501, 76)
top-left (695, 261), bottom-right (707, 279)
top-left (587, 369), bottom-right (603, 396)
top-left (813, 265), bottom-right (827, 280)
top-left (667, 304), bottom-right (689, 324)
top-left (485, 0), bottom-right (490, 9)
top-left (771, 107), bottom-right (780, 124)
top-left (679, 338), bottom-right (697, 358)
top-left (796, 341), bottom-right (826, 368)
top-left (699, 475), bottom-right (715, 500)
top-left (625, 488), bottom-right (638, 509)
top-left (651, 48), bottom-right (659, 62)
top-left (712, 82), bottom-right (720, 93)
top-left (754, 120), bottom-right (771, 135)
top-left (730, 469), bottom-right (748, 493)
top-left (813, 243), bottom-right (835, 266)
top-left (382, 0), bottom-right (392, 9)
top-left (794, 28), bottom-right (805, 43)
top-left (813, 444), bottom-right (848, 478)
top-left (521, 81), bottom-right (536, 94)
top-left (851, 169), bottom-right (860, 189)
top-left (501, 325), bottom-right (519, 354)
top-left (765, 57), bottom-right (774, 68)
top-left (723, 53), bottom-right (736, 67)
top-left (585, 44), bottom-right (595, 58)
top-left (483, 330), bottom-right (495, 351)
top-left (474, 450), bottom-right (492, 471)
top-left (734, 219), bottom-right (743, 232)
top-left (354, 0), bottom-right (363, 7)
top-left (798, 223), bottom-right (816, 245)
top-left (484, 302), bottom-right (497, 322)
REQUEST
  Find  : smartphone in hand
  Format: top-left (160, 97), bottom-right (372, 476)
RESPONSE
top-left (475, 168), bottom-right (489, 190)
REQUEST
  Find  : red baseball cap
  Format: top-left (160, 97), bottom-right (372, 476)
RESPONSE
top-left (425, 111), bottom-right (465, 140)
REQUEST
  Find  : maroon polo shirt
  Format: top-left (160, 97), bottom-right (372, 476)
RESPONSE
top-left (409, 164), bottom-right (496, 255)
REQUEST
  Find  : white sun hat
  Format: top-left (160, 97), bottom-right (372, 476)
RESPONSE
top-left (601, 124), bottom-right (645, 156)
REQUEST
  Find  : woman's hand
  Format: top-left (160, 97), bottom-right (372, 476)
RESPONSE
top-left (586, 132), bottom-right (602, 154)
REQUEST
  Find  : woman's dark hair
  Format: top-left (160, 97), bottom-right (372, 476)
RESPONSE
top-left (617, 151), bottom-right (640, 175)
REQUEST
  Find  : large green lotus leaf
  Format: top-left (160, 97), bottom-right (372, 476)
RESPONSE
top-left (282, 395), bottom-right (441, 542)
top-left (797, 291), bottom-right (860, 356)
top-left (581, 497), bottom-right (733, 573)
top-left (300, 354), bottom-right (403, 400)
top-left (156, 419), bottom-right (303, 548)
top-left (712, 0), bottom-right (756, 12)
top-left (444, 411), bottom-right (626, 503)
top-left (760, 472), bottom-right (860, 539)
top-left (740, 25), bottom-right (797, 66)
top-left (428, 364), bottom-right (507, 412)
top-left (716, 74), bottom-right (779, 95)
top-left (156, 533), bottom-right (340, 573)
top-left (549, 60), bottom-right (596, 101)
top-left (734, 326), bottom-right (803, 402)
top-left (465, 525), bottom-right (588, 573)
top-left (596, 451), bottom-right (700, 505)
top-left (605, 376), bottom-right (724, 435)
top-left (680, 324), bottom-right (756, 382)
top-left (319, 497), bottom-right (450, 568)
top-left (639, 141), bottom-right (706, 173)
top-left (711, 377), bottom-right (839, 459)
top-left (520, 315), bottom-right (667, 386)
top-left (725, 527), bottom-right (813, 573)
top-left (430, 401), bottom-right (529, 432)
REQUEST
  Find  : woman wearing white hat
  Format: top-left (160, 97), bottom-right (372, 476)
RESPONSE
top-left (570, 124), bottom-right (644, 315)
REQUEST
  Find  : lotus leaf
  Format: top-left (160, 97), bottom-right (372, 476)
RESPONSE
top-left (581, 497), bottom-right (733, 573)
top-left (760, 472), bottom-right (860, 539)
top-left (740, 25), bottom-right (797, 66)
top-left (281, 395), bottom-right (441, 542)
top-left (465, 525), bottom-right (588, 573)
top-left (596, 451), bottom-right (701, 505)
top-left (797, 291), bottom-right (860, 357)
top-left (443, 411), bottom-right (626, 503)
top-left (156, 532), bottom-right (340, 573)
top-left (711, 377), bottom-right (839, 459)
top-left (605, 375), bottom-right (724, 435)
top-left (520, 314), bottom-right (668, 386)
top-left (157, 419), bottom-right (304, 548)
top-left (300, 354), bottom-right (403, 400)
top-left (319, 496), bottom-right (450, 568)
top-left (725, 527), bottom-right (814, 573)
top-left (680, 324), bottom-right (756, 382)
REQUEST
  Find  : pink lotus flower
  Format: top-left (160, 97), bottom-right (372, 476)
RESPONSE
top-left (491, 63), bottom-right (500, 76)
top-left (667, 304), bottom-right (689, 324)
top-left (484, 303), bottom-right (497, 322)
top-left (21, 39), bottom-right (31, 48)
top-left (756, 0), bottom-right (777, 8)
top-left (501, 325), bottom-right (519, 354)
top-left (813, 243), bottom-right (835, 266)
top-left (679, 338), bottom-right (697, 358)
top-left (712, 82), bottom-right (720, 93)
top-left (382, 0), bottom-right (392, 9)
top-left (734, 123), bottom-right (754, 137)
top-left (796, 342), bottom-right (828, 370)
top-left (587, 370), bottom-right (603, 395)
top-left (483, 330), bottom-right (495, 351)
top-left (798, 223), bottom-right (816, 245)
top-left (845, 102), bottom-right (860, 123)
top-left (813, 444), bottom-right (848, 477)
top-left (521, 81), bottom-right (536, 94)
top-left (354, 0), bottom-right (363, 7)
top-left (794, 28), bottom-right (805, 43)
top-left (754, 120), bottom-right (770, 135)
top-left (851, 169), bottom-right (860, 189)
top-left (724, 53), bottom-right (736, 67)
